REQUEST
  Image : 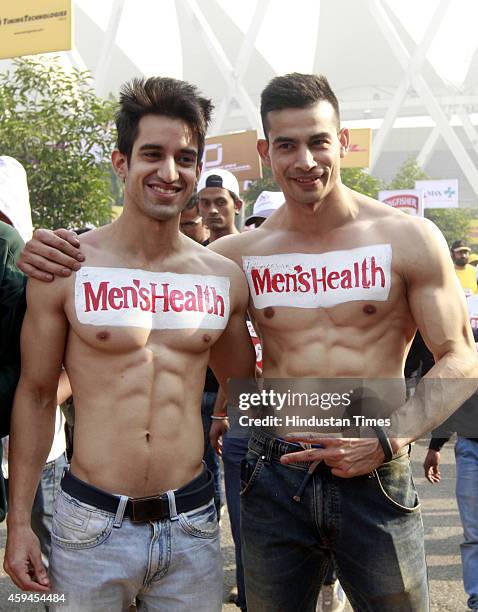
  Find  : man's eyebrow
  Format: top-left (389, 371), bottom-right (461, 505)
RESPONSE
top-left (309, 131), bottom-right (333, 141)
top-left (272, 136), bottom-right (296, 145)
top-left (137, 144), bottom-right (198, 157)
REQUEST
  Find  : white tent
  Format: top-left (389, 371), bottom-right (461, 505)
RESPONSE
top-left (2, 0), bottom-right (478, 203)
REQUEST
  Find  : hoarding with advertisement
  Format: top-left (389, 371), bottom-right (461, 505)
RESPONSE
top-left (341, 128), bottom-right (372, 169)
top-left (378, 189), bottom-right (424, 216)
top-left (202, 130), bottom-right (261, 183)
top-left (0, 0), bottom-right (72, 60)
top-left (415, 179), bottom-right (459, 209)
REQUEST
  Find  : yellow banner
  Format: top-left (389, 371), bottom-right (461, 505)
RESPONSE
top-left (341, 128), bottom-right (372, 168)
top-left (0, 0), bottom-right (72, 60)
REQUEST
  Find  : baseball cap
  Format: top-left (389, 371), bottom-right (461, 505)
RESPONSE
top-left (244, 191), bottom-right (284, 226)
top-left (197, 169), bottom-right (239, 198)
top-left (451, 239), bottom-right (471, 252)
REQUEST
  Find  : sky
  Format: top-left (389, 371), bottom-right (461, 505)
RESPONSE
top-left (75, 0), bottom-right (478, 87)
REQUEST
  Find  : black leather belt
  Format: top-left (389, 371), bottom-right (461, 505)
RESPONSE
top-left (61, 468), bottom-right (214, 523)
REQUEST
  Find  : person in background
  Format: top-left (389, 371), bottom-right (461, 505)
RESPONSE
top-left (197, 169), bottom-right (243, 243)
top-left (179, 194), bottom-right (209, 244)
top-left (0, 156), bottom-right (69, 566)
top-left (244, 191), bottom-right (283, 229)
top-left (451, 240), bottom-right (477, 297)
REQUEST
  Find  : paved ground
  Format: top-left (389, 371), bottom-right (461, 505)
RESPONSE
top-left (0, 437), bottom-right (469, 611)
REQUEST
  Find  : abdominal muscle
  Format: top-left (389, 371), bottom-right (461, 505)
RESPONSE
top-left (64, 335), bottom-right (208, 497)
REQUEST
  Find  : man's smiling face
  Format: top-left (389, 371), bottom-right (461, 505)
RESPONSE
top-left (114, 114), bottom-right (200, 222)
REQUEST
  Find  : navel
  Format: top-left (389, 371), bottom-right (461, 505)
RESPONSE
top-left (264, 307), bottom-right (275, 319)
top-left (145, 432), bottom-right (150, 443)
top-left (363, 304), bottom-right (377, 315)
top-left (96, 331), bottom-right (110, 341)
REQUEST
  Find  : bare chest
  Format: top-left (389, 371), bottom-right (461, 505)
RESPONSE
top-left (65, 266), bottom-right (230, 353)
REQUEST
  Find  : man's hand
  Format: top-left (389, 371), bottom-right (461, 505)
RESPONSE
top-left (209, 418), bottom-right (230, 455)
top-left (18, 228), bottom-right (84, 281)
top-left (280, 434), bottom-right (393, 478)
top-left (423, 448), bottom-right (441, 483)
top-left (4, 527), bottom-right (51, 592)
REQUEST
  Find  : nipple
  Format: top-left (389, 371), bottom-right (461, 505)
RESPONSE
top-left (264, 307), bottom-right (275, 319)
top-left (363, 304), bottom-right (376, 315)
top-left (203, 334), bottom-right (212, 343)
top-left (96, 331), bottom-right (110, 341)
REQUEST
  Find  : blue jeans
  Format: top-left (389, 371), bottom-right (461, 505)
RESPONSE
top-left (455, 436), bottom-right (478, 610)
top-left (222, 433), bottom-right (249, 610)
top-left (49, 482), bottom-right (222, 611)
top-left (31, 453), bottom-right (68, 568)
top-left (241, 431), bottom-right (428, 612)
top-left (201, 391), bottom-right (223, 517)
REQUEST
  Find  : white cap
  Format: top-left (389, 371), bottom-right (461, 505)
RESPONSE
top-left (245, 191), bottom-right (284, 226)
top-left (197, 169), bottom-right (240, 198)
top-left (0, 156), bottom-right (33, 242)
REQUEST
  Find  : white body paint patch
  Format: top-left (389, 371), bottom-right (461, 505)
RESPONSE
top-left (242, 245), bottom-right (392, 309)
top-left (75, 267), bottom-right (230, 330)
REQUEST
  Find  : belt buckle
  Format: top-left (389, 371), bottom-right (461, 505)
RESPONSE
top-left (130, 494), bottom-right (167, 523)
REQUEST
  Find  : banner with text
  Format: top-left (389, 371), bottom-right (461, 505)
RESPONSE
top-left (0, 0), bottom-right (72, 59)
top-left (378, 189), bottom-right (424, 216)
top-left (341, 128), bottom-right (372, 169)
top-left (202, 130), bottom-right (261, 183)
top-left (415, 179), bottom-right (459, 209)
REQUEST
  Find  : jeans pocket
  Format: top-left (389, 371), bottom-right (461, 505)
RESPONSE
top-left (51, 490), bottom-right (114, 549)
top-left (178, 499), bottom-right (219, 539)
top-left (240, 452), bottom-right (264, 497)
top-left (373, 453), bottom-right (421, 513)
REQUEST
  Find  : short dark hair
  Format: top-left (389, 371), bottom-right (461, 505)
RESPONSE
top-left (116, 77), bottom-right (213, 162)
top-left (260, 73), bottom-right (340, 137)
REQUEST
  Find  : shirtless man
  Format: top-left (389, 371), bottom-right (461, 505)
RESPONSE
top-left (17, 73), bottom-right (478, 611)
top-left (4, 77), bottom-right (254, 612)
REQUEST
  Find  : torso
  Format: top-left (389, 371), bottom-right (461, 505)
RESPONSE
top-left (213, 197), bottom-right (420, 414)
top-left (61, 228), bottom-right (236, 496)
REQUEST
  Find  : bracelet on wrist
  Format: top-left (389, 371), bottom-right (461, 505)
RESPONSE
top-left (211, 414), bottom-right (229, 420)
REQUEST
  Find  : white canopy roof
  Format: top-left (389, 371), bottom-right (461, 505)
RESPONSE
top-left (2, 0), bottom-right (478, 203)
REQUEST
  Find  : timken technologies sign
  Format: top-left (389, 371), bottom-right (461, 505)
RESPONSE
top-left (0, 0), bottom-right (72, 60)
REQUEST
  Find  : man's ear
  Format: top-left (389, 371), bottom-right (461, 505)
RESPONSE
top-left (338, 128), bottom-right (350, 159)
top-left (234, 198), bottom-right (243, 215)
top-left (257, 139), bottom-right (271, 167)
top-left (112, 150), bottom-right (128, 182)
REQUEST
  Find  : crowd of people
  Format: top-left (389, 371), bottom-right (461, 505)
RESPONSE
top-left (1, 71), bottom-right (478, 612)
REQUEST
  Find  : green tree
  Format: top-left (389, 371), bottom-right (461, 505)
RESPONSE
top-left (0, 57), bottom-right (117, 229)
top-left (387, 157), bottom-right (428, 190)
top-left (243, 166), bottom-right (280, 215)
top-left (424, 209), bottom-right (474, 247)
top-left (341, 167), bottom-right (383, 199)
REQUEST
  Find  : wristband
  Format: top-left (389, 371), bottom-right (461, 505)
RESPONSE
top-left (371, 425), bottom-right (393, 463)
top-left (211, 415), bottom-right (229, 421)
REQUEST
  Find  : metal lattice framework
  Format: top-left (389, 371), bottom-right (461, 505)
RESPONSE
top-left (3, 0), bottom-right (478, 203)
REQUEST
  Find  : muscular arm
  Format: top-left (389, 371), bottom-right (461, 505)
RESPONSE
top-left (4, 277), bottom-right (68, 590)
top-left (392, 220), bottom-right (478, 445)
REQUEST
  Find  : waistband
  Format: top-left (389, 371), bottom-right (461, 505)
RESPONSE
top-left (249, 429), bottom-right (408, 468)
top-left (249, 430), bottom-right (331, 471)
top-left (61, 467), bottom-right (214, 523)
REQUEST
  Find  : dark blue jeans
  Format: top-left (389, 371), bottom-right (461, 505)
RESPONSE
top-left (222, 434), bottom-right (249, 611)
top-left (241, 431), bottom-right (429, 612)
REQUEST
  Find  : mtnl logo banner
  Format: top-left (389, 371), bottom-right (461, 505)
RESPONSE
top-left (242, 245), bottom-right (392, 310)
top-left (75, 267), bottom-right (230, 330)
